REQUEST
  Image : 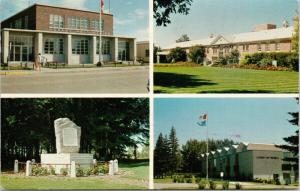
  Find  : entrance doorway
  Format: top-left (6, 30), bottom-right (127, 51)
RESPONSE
top-left (9, 35), bottom-right (34, 62)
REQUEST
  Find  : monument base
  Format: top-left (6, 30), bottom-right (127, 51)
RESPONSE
top-left (41, 153), bottom-right (93, 174)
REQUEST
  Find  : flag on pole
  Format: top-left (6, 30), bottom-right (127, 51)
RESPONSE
top-left (100, 0), bottom-right (104, 13)
top-left (197, 114), bottom-right (208, 126)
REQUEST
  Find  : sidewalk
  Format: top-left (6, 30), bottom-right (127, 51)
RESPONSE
top-left (1, 66), bottom-right (149, 76)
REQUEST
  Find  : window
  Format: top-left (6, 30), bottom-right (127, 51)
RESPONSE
top-left (265, 43), bottom-right (270, 51)
top-left (243, 44), bottom-right (249, 52)
top-left (24, 16), bottom-right (28, 29)
top-left (213, 48), bottom-right (217, 55)
top-left (206, 48), bottom-right (210, 54)
top-left (257, 44), bottom-right (262, 51)
top-left (275, 42), bottom-right (280, 51)
top-left (44, 39), bottom-right (54, 54)
top-left (145, 49), bottom-right (149, 57)
top-left (49, 14), bottom-right (64, 28)
top-left (96, 39), bottom-right (111, 54)
top-left (72, 39), bottom-right (89, 55)
top-left (15, 18), bottom-right (22, 29)
top-left (91, 20), bottom-right (104, 31)
top-left (44, 38), bottom-right (64, 54)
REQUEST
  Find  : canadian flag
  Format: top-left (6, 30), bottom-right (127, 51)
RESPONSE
top-left (100, 0), bottom-right (104, 13)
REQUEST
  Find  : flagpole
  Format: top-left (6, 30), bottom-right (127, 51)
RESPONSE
top-left (99, 0), bottom-right (102, 65)
top-left (206, 114), bottom-right (208, 181)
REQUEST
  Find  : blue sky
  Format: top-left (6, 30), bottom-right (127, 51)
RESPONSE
top-left (155, 0), bottom-right (298, 47)
top-left (0, 0), bottom-right (149, 41)
top-left (154, 98), bottom-right (298, 146)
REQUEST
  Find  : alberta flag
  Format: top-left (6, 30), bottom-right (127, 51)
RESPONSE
top-left (197, 114), bottom-right (208, 126)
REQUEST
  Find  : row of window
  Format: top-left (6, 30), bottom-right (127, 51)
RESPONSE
top-left (209, 43), bottom-right (281, 54)
top-left (96, 39), bottom-right (111, 55)
top-left (10, 16), bottom-right (29, 29)
top-left (50, 14), bottom-right (104, 31)
top-left (72, 39), bottom-right (89, 55)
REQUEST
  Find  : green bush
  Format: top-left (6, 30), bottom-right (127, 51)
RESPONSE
top-left (31, 165), bottom-right (49, 176)
top-left (84, 168), bottom-right (93, 176)
top-left (186, 178), bottom-right (192, 183)
top-left (259, 57), bottom-right (273, 67)
top-left (49, 166), bottom-right (56, 175)
top-left (198, 179), bottom-right (207, 189)
top-left (216, 56), bottom-right (228, 65)
top-left (188, 46), bottom-right (206, 64)
top-left (173, 175), bottom-right (178, 183)
top-left (191, 175), bottom-right (196, 184)
top-left (195, 177), bottom-right (201, 184)
top-left (243, 52), bottom-right (299, 71)
top-left (235, 183), bottom-right (242, 189)
top-left (97, 163), bottom-right (109, 174)
top-left (167, 47), bottom-right (187, 63)
top-left (209, 180), bottom-right (217, 190)
top-left (222, 181), bottom-right (229, 189)
top-left (76, 167), bottom-right (85, 177)
top-left (60, 168), bottom-right (68, 176)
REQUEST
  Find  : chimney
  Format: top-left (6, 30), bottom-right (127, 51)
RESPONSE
top-left (253, 24), bottom-right (277, 32)
top-left (210, 33), bottom-right (214, 38)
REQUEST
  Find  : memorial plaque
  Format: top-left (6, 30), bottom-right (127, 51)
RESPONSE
top-left (63, 127), bottom-right (78, 146)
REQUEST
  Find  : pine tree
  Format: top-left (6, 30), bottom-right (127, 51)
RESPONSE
top-left (168, 126), bottom-right (181, 174)
top-left (154, 133), bottom-right (171, 178)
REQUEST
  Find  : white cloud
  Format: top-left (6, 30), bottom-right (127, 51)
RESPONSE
top-left (114, 17), bottom-right (135, 25)
top-left (132, 8), bottom-right (147, 19)
top-left (133, 27), bottom-right (149, 41)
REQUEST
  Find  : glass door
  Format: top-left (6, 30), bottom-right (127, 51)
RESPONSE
top-left (14, 46), bottom-right (21, 62)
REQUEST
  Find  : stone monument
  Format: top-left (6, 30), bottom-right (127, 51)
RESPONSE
top-left (41, 118), bottom-right (93, 175)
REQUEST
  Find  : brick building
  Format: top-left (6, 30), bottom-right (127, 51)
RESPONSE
top-left (199, 142), bottom-right (298, 184)
top-left (157, 22), bottom-right (294, 64)
top-left (1, 4), bottom-right (136, 65)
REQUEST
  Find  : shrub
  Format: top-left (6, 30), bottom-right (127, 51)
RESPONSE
top-left (186, 178), bottom-right (192, 183)
top-left (32, 165), bottom-right (49, 176)
top-left (49, 166), bottom-right (56, 175)
top-left (198, 179), bottom-right (207, 189)
top-left (228, 49), bottom-right (240, 64)
top-left (167, 47), bottom-right (187, 63)
top-left (188, 46), bottom-right (206, 64)
top-left (216, 56), bottom-right (228, 65)
top-left (196, 177), bottom-right (201, 184)
top-left (60, 168), bottom-right (68, 176)
top-left (191, 175), bottom-right (196, 184)
top-left (76, 167), bottom-right (85, 177)
top-left (209, 180), bottom-right (217, 190)
top-left (259, 57), bottom-right (272, 67)
top-left (84, 168), bottom-right (93, 176)
top-left (222, 181), bottom-right (229, 189)
top-left (235, 183), bottom-right (242, 189)
top-left (243, 52), bottom-right (299, 71)
top-left (173, 175), bottom-right (178, 183)
top-left (97, 163), bottom-right (109, 174)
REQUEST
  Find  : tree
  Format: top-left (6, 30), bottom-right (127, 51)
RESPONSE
top-left (154, 133), bottom-right (171, 178)
top-left (176, 34), bottom-right (190, 43)
top-left (154, 0), bottom-right (193, 26)
top-left (181, 139), bottom-right (204, 173)
top-left (1, 98), bottom-right (149, 169)
top-left (277, 99), bottom-right (299, 166)
top-left (292, 15), bottom-right (299, 53)
top-left (167, 47), bottom-right (187, 63)
top-left (227, 49), bottom-right (240, 64)
top-left (168, 126), bottom-right (181, 174)
top-left (188, 46), bottom-right (206, 64)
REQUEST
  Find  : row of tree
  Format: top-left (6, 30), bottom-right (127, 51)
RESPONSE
top-left (154, 127), bottom-right (236, 178)
top-left (2, 98), bottom-right (149, 169)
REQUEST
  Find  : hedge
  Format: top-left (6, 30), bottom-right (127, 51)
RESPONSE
top-left (242, 52), bottom-right (299, 71)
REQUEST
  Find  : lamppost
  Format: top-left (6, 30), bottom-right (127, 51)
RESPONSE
top-left (197, 114), bottom-right (208, 181)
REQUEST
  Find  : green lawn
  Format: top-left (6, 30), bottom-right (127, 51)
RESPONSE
top-left (0, 161), bottom-right (149, 190)
top-left (154, 66), bottom-right (298, 93)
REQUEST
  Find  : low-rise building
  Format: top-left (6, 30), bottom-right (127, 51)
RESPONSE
top-left (1, 4), bottom-right (136, 65)
top-left (199, 142), bottom-right (298, 184)
top-left (137, 41), bottom-right (149, 63)
top-left (157, 22), bottom-right (295, 64)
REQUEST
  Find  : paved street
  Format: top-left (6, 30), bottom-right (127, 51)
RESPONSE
top-left (1, 66), bottom-right (149, 94)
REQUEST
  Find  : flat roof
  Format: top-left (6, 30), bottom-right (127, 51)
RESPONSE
top-left (1, 3), bottom-right (113, 23)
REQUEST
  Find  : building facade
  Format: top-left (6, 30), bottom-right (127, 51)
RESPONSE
top-left (157, 22), bottom-right (294, 64)
top-left (1, 4), bottom-right (136, 65)
top-left (199, 142), bottom-right (298, 184)
top-left (137, 41), bottom-right (149, 63)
